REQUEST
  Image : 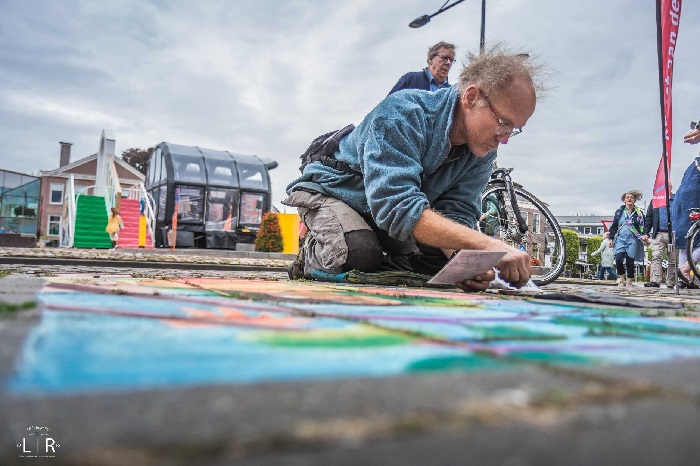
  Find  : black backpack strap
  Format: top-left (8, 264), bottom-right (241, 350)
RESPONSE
top-left (299, 124), bottom-right (360, 176)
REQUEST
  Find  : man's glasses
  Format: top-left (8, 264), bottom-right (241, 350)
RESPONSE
top-left (479, 89), bottom-right (522, 137)
top-left (435, 54), bottom-right (456, 64)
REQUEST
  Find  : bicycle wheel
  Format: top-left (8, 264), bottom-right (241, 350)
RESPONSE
top-left (685, 222), bottom-right (700, 285)
top-left (481, 183), bottom-right (566, 286)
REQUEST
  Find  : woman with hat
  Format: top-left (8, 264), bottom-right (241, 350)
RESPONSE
top-left (607, 190), bottom-right (648, 286)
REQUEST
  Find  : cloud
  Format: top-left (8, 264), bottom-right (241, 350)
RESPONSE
top-left (0, 0), bottom-right (699, 218)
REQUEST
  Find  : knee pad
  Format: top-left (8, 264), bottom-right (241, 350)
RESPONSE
top-left (342, 230), bottom-right (383, 272)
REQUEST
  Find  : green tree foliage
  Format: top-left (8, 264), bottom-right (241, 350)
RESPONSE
top-left (255, 212), bottom-right (284, 252)
top-left (121, 147), bottom-right (153, 176)
top-left (586, 236), bottom-right (603, 265)
top-left (562, 229), bottom-right (580, 266)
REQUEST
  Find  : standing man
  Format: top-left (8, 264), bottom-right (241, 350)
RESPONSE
top-left (388, 41), bottom-right (456, 95)
top-left (284, 46), bottom-right (543, 291)
top-left (644, 184), bottom-right (676, 288)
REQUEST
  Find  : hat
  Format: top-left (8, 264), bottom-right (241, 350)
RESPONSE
top-left (621, 190), bottom-right (643, 202)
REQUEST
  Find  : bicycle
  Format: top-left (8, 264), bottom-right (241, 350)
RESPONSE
top-left (479, 166), bottom-right (566, 285)
top-left (682, 207), bottom-right (700, 285)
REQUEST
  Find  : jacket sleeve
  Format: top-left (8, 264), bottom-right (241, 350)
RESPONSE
top-left (356, 114), bottom-right (432, 240)
top-left (608, 208), bottom-right (620, 239)
top-left (644, 203), bottom-right (653, 235)
top-left (591, 241), bottom-right (606, 256)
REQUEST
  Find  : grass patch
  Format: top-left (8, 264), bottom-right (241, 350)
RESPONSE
top-left (0, 300), bottom-right (36, 317)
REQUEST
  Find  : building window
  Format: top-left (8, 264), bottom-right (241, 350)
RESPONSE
top-left (584, 227), bottom-right (591, 234)
top-left (533, 213), bottom-right (540, 233)
top-left (48, 215), bottom-right (61, 236)
top-left (50, 183), bottom-right (64, 204)
top-left (597, 227), bottom-right (604, 235)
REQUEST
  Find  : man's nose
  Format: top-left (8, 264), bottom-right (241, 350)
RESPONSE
top-left (496, 133), bottom-right (511, 144)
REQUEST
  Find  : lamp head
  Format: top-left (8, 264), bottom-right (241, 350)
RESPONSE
top-left (409, 15), bottom-right (431, 28)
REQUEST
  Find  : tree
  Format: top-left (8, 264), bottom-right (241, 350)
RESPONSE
top-left (562, 229), bottom-right (581, 267)
top-left (255, 212), bottom-right (284, 252)
top-left (586, 236), bottom-right (603, 266)
top-left (121, 147), bottom-right (153, 176)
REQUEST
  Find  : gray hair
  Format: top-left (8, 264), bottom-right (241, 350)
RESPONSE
top-left (457, 43), bottom-right (547, 100)
top-left (427, 41), bottom-right (456, 64)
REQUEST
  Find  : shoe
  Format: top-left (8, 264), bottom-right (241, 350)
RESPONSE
top-left (643, 282), bottom-right (660, 288)
top-left (289, 234), bottom-right (310, 280)
top-left (677, 269), bottom-right (699, 289)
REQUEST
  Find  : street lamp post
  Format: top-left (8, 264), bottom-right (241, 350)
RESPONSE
top-left (409, 0), bottom-right (486, 54)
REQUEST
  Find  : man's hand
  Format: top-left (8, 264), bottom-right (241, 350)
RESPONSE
top-left (684, 128), bottom-right (700, 145)
top-left (455, 269), bottom-right (496, 292)
top-left (493, 245), bottom-right (532, 288)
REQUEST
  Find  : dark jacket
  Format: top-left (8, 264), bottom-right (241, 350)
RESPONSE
top-left (609, 205), bottom-right (647, 240)
top-left (644, 195), bottom-right (673, 239)
top-left (388, 70), bottom-right (431, 95)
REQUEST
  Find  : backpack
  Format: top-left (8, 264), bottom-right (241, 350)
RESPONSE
top-left (298, 124), bottom-right (360, 175)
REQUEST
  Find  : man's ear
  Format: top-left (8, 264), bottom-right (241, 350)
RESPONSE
top-left (462, 85), bottom-right (479, 107)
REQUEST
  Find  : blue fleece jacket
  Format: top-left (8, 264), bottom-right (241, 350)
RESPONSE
top-left (286, 86), bottom-right (497, 241)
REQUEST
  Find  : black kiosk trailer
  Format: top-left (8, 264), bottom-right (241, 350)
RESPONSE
top-left (145, 142), bottom-right (278, 249)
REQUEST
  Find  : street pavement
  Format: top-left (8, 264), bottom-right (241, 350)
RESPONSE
top-left (2, 247), bottom-right (700, 465)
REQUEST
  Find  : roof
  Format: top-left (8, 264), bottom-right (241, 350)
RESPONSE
top-left (40, 153), bottom-right (145, 180)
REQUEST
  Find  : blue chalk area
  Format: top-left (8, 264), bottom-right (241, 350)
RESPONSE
top-left (5, 293), bottom-right (478, 395)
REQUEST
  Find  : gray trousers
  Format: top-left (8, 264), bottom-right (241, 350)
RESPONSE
top-left (650, 231), bottom-right (676, 286)
top-left (282, 190), bottom-right (448, 278)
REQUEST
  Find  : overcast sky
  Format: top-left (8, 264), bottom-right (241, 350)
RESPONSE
top-left (1, 0), bottom-right (699, 217)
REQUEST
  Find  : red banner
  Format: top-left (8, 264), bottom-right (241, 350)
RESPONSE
top-left (652, 0), bottom-right (682, 208)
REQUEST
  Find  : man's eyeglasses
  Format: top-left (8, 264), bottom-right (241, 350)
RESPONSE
top-left (435, 54), bottom-right (456, 64)
top-left (479, 89), bottom-right (522, 137)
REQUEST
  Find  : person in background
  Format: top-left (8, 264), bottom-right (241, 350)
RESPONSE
top-left (590, 231), bottom-right (618, 281)
top-left (669, 121), bottom-right (700, 287)
top-left (608, 190), bottom-right (648, 287)
top-left (643, 184), bottom-right (675, 288)
top-left (388, 41), bottom-right (456, 95)
top-left (479, 192), bottom-right (500, 237)
top-left (105, 207), bottom-right (124, 250)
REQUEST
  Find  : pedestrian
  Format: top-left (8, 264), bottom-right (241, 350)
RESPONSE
top-left (671, 158), bottom-right (700, 288)
top-left (669, 120), bottom-right (700, 287)
top-left (607, 190), bottom-right (648, 287)
top-left (643, 184), bottom-right (676, 288)
top-left (105, 207), bottom-right (124, 250)
top-left (479, 192), bottom-right (500, 237)
top-left (284, 44), bottom-right (543, 291)
top-left (388, 41), bottom-right (456, 95)
top-left (590, 232), bottom-right (618, 281)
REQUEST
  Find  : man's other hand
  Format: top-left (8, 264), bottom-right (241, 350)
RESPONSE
top-left (455, 269), bottom-right (496, 292)
top-left (493, 245), bottom-right (532, 288)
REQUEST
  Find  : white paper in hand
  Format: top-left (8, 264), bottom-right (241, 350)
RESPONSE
top-left (427, 250), bottom-right (506, 285)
